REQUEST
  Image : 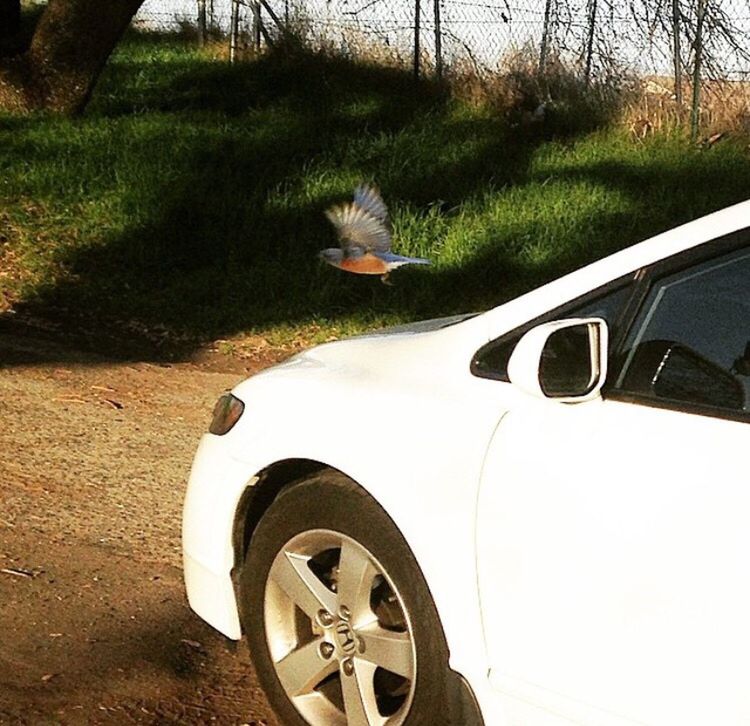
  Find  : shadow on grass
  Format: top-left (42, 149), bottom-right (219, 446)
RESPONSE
top-left (4, 35), bottom-right (750, 364)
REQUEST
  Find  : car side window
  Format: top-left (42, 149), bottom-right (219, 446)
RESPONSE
top-left (613, 247), bottom-right (750, 416)
top-left (472, 280), bottom-right (633, 381)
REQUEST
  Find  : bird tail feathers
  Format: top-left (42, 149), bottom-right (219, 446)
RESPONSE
top-left (378, 252), bottom-right (432, 266)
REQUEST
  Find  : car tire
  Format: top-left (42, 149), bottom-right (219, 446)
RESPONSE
top-left (238, 469), bottom-right (454, 726)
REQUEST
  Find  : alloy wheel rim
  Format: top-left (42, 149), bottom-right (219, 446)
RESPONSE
top-left (263, 528), bottom-right (417, 726)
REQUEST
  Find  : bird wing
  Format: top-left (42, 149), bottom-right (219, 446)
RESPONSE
top-left (325, 201), bottom-right (392, 255)
top-left (353, 184), bottom-right (390, 228)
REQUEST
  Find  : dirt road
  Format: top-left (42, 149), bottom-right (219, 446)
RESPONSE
top-left (0, 325), bottom-right (283, 724)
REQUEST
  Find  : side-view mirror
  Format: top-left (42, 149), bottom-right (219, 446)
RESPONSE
top-left (507, 317), bottom-right (608, 402)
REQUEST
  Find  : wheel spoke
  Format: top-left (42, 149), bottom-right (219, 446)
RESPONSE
top-left (356, 624), bottom-right (414, 680)
top-left (337, 539), bottom-right (378, 626)
top-left (275, 637), bottom-right (338, 697)
top-left (270, 550), bottom-right (338, 620)
top-left (341, 659), bottom-right (384, 726)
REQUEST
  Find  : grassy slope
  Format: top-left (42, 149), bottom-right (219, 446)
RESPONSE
top-left (2, 34), bottom-right (750, 350)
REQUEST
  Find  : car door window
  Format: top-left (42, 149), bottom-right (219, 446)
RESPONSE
top-left (614, 247), bottom-right (750, 416)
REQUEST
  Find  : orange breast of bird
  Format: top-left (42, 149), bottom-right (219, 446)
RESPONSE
top-left (340, 254), bottom-right (389, 275)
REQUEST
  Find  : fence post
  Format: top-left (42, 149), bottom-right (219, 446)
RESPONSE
top-left (252, 0), bottom-right (262, 50)
top-left (539, 0), bottom-right (554, 72)
top-left (672, 0), bottom-right (682, 106)
top-left (229, 0), bottom-right (240, 62)
top-left (197, 0), bottom-right (207, 45)
top-left (414, 0), bottom-right (421, 79)
top-left (434, 0), bottom-right (443, 79)
top-left (691, 0), bottom-right (706, 141)
top-left (584, 0), bottom-right (598, 83)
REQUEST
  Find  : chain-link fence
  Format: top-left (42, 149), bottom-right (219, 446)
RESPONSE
top-left (133, 1), bottom-right (750, 134)
top-left (134, 1), bottom-right (750, 76)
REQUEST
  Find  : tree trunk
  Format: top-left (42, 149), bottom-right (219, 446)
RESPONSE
top-left (0, 0), bottom-right (144, 114)
top-left (672, 0), bottom-right (682, 106)
top-left (413, 0), bottom-right (421, 79)
top-left (690, 0), bottom-right (706, 142)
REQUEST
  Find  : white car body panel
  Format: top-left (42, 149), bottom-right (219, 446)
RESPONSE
top-left (183, 199), bottom-right (750, 724)
top-left (479, 398), bottom-right (750, 726)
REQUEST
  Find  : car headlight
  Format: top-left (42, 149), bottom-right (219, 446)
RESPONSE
top-left (209, 393), bottom-right (245, 435)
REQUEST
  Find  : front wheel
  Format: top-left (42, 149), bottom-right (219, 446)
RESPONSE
top-left (239, 470), bottom-right (453, 726)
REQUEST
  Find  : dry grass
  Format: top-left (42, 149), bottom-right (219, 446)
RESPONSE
top-left (694, 80), bottom-right (750, 134)
top-left (624, 76), bottom-right (750, 140)
top-left (446, 49), bottom-right (636, 138)
top-left (229, 11), bottom-right (413, 69)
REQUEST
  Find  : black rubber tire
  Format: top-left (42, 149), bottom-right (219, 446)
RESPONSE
top-left (238, 469), bottom-right (453, 726)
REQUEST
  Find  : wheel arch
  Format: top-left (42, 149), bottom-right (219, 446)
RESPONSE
top-left (231, 458), bottom-right (330, 575)
top-left (230, 459), bottom-right (445, 637)
top-left (231, 459), bottom-right (439, 598)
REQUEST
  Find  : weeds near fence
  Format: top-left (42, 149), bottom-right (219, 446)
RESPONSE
top-left (229, 13), bottom-right (750, 141)
top-left (622, 76), bottom-right (750, 139)
top-left (450, 49), bottom-right (636, 135)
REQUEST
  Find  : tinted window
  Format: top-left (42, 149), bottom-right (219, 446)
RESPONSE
top-left (615, 248), bottom-right (750, 414)
top-left (570, 284), bottom-right (632, 322)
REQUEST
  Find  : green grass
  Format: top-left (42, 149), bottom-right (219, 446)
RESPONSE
top-left (2, 33), bottom-right (750, 352)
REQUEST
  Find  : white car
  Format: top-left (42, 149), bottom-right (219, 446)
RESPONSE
top-left (183, 200), bottom-right (750, 726)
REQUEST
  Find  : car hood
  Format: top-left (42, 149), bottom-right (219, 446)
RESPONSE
top-left (238, 312), bottom-right (488, 398)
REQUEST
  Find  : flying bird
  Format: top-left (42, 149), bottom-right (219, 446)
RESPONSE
top-left (321, 184), bottom-right (431, 284)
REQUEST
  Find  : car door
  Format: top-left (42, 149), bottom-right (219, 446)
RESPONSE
top-left (476, 240), bottom-right (750, 726)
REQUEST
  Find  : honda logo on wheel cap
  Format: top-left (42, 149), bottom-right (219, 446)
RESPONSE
top-left (335, 622), bottom-right (356, 654)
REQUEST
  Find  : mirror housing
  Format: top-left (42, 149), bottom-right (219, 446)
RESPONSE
top-left (508, 317), bottom-right (608, 402)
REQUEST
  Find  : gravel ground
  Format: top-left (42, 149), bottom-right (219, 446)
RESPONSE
top-left (0, 325), bottom-right (282, 725)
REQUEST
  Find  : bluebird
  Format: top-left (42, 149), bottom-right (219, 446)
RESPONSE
top-left (321, 184), bottom-right (431, 284)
